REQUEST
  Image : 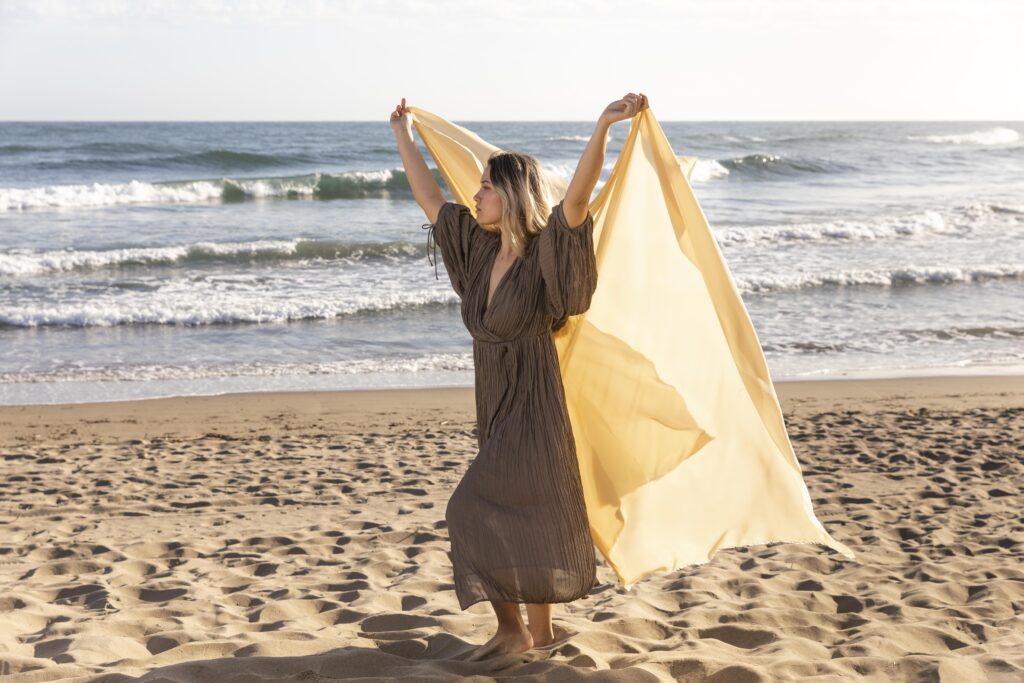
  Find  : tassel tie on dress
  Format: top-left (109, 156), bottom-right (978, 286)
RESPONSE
top-left (421, 222), bottom-right (439, 280)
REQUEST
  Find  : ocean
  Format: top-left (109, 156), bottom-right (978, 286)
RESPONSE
top-left (0, 120), bottom-right (1021, 405)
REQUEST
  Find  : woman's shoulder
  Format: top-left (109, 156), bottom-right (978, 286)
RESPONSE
top-left (437, 201), bottom-right (485, 229)
top-left (434, 200), bottom-right (462, 223)
top-left (547, 198), bottom-right (592, 232)
top-left (434, 202), bottom-right (497, 252)
top-left (440, 201), bottom-right (473, 217)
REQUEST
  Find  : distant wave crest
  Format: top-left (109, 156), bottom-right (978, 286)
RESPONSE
top-left (0, 169), bottom-right (422, 211)
top-left (0, 352), bottom-right (476, 384)
top-left (0, 290), bottom-right (458, 329)
top-left (546, 135), bottom-right (592, 142)
top-left (761, 324), bottom-right (1024, 354)
top-left (168, 149), bottom-right (314, 169)
top-left (716, 202), bottom-right (1015, 247)
top-left (910, 127), bottom-right (1020, 145)
top-left (720, 153), bottom-right (857, 177)
top-left (0, 239), bottom-right (426, 276)
top-left (736, 263), bottom-right (1024, 293)
top-left (13, 144), bottom-right (324, 171)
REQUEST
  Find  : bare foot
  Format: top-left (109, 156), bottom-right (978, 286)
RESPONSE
top-left (464, 626), bottom-right (533, 661)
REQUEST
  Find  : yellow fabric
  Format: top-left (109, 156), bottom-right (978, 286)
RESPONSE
top-left (409, 106), bottom-right (856, 588)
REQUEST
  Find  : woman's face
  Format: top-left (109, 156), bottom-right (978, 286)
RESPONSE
top-left (472, 165), bottom-right (502, 226)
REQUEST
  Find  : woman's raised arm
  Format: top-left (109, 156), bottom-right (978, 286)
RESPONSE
top-left (562, 92), bottom-right (649, 228)
top-left (390, 98), bottom-right (446, 225)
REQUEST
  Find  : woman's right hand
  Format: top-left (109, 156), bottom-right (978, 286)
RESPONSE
top-left (600, 92), bottom-right (648, 125)
top-left (390, 97), bottom-right (413, 136)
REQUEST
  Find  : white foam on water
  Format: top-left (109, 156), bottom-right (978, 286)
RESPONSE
top-left (0, 352), bottom-right (476, 384)
top-left (735, 263), bottom-right (1024, 293)
top-left (910, 127), bottom-right (1020, 145)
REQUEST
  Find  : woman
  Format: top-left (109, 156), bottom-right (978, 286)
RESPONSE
top-left (389, 92), bottom-right (649, 661)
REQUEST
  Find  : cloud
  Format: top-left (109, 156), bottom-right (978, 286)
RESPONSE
top-left (0, 0), bottom-right (452, 23)
top-left (2, 0), bottom-right (674, 24)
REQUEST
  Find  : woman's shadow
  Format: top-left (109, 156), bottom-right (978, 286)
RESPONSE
top-left (87, 626), bottom-right (668, 682)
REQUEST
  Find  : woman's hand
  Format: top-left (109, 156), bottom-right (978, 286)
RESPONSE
top-left (390, 97), bottom-right (413, 136)
top-left (600, 92), bottom-right (649, 125)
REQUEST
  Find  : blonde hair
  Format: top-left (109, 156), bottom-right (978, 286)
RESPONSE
top-left (482, 150), bottom-right (567, 258)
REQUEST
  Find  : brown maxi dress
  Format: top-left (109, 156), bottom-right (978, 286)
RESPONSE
top-left (425, 198), bottom-right (600, 611)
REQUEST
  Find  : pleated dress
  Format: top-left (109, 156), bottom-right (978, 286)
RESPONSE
top-left (425, 198), bottom-right (600, 611)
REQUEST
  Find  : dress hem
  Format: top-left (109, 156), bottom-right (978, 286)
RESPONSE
top-left (454, 565), bottom-right (597, 611)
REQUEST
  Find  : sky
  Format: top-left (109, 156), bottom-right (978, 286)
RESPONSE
top-left (0, 0), bottom-right (1021, 121)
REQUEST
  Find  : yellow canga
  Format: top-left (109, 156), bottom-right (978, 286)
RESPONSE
top-left (409, 105), bottom-right (855, 588)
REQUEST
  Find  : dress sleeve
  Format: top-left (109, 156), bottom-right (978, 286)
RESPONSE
top-left (538, 199), bottom-right (598, 332)
top-left (429, 201), bottom-right (486, 298)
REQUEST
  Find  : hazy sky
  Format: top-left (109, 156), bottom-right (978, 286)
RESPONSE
top-left (0, 0), bottom-right (1020, 121)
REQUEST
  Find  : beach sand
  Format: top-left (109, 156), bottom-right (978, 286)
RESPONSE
top-left (1, 376), bottom-right (1022, 682)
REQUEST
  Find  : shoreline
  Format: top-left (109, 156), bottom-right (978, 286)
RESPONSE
top-left (2, 373), bottom-right (1022, 446)
top-left (2, 362), bottom-right (1023, 409)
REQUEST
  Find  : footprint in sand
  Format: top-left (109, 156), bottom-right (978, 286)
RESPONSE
top-left (698, 625), bottom-right (777, 649)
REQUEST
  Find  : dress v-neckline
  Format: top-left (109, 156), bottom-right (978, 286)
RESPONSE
top-left (484, 241), bottom-right (518, 316)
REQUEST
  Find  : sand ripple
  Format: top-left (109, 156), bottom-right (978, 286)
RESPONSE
top-left (0, 393), bottom-right (1022, 681)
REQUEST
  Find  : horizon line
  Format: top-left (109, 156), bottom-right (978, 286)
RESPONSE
top-left (1, 118), bottom-right (1022, 124)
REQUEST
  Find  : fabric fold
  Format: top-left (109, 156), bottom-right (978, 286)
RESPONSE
top-left (430, 201), bottom-right (491, 298)
top-left (538, 200), bottom-right (598, 332)
top-left (409, 105), bottom-right (855, 589)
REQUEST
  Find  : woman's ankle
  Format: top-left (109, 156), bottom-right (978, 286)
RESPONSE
top-left (529, 624), bottom-right (554, 639)
top-left (497, 620), bottom-right (530, 635)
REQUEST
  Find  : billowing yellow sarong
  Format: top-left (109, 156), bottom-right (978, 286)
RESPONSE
top-left (409, 105), bottom-right (855, 587)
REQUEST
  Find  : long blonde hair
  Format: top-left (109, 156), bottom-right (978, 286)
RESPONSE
top-left (482, 150), bottom-right (567, 258)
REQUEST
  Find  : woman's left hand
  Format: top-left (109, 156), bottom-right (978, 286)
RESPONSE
top-left (601, 92), bottom-right (649, 124)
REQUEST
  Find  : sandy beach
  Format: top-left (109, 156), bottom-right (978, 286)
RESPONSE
top-left (1, 375), bottom-right (1022, 682)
